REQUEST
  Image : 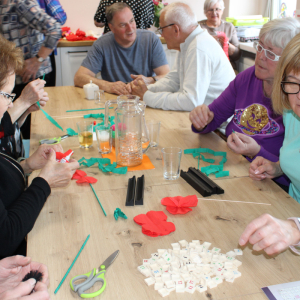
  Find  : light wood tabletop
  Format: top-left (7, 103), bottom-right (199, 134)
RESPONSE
top-left (27, 86), bottom-right (300, 300)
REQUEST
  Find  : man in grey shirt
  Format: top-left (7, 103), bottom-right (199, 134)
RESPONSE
top-left (74, 3), bottom-right (169, 95)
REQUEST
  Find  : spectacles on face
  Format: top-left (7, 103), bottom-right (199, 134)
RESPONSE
top-left (0, 91), bottom-right (16, 105)
top-left (156, 23), bottom-right (175, 35)
top-left (281, 81), bottom-right (300, 94)
top-left (207, 8), bottom-right (222, 13)
top-left (253, 41), bottom-right (281, 62)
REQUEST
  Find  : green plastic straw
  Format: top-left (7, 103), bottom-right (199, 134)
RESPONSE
top-left (54, 234), bottom-right (90, 294)
top-left (66, 107), bottom-right (114, 113)
top-left (90, 183), bottom-right (107, 217)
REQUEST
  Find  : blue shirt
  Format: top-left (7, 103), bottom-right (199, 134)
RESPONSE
top-left (36, 0), bottom-right (67, 25)
top-left (280, 110), bottom-right (300, 203)
top-left (81, 29), bottom-right (168, 83)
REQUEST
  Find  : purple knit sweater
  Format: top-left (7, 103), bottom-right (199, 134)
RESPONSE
top-left (192, 66), bottom-right (289, 186)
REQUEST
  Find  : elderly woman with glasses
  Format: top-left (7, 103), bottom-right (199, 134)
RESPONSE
top-left (236, 34), bottom-right (300, 257)
top-left (0, 36), bottom-right (79, 259)
top-left (249, 32), bottom-right (300, 203)
top-left (189, 17), bottom-right (300, 191)
top-left (199, 0), bottom-right (240, 67)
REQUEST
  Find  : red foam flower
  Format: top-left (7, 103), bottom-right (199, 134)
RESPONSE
top-left (161, 195), bottom-right (198, 214)
top-left (72, 170), bottom-right (87, 180)
top-left (134, 211), bottom-right (175, 237)
top-left (76, 176), bottom-right (97, 184)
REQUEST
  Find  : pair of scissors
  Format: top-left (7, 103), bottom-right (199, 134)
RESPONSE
top-left (70, 250), bottom-right (119, 298)
top-left (39, 134), bottom-right (70, 145)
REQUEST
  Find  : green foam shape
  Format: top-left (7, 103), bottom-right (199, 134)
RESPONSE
top-left (66, 128), bottom-right (78, 136)
top-left (114, 208), bottom-right (128, 221)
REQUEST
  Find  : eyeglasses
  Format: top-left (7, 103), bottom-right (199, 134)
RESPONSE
top-left (253, 41), bottom-right (281, 61)
top-left (207, 8), bottom-right (223, 13)
top-left (156, 23), bottom-right (174, 35)
top-left (0, 91), bottom-right (16, 105)
top-left (281, 81), bottom-right (300, 94)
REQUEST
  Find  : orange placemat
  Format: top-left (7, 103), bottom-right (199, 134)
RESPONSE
top-left (102, 147), bottom-right (155, 171)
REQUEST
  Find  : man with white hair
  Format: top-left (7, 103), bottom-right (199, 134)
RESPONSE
top-left (130, 2), bottom-right (235, 111)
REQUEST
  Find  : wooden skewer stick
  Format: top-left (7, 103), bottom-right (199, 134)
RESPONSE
top-left (197, 198), bottom-right (271, 206)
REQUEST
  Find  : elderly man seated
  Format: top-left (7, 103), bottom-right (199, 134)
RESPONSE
top-left (130, 2), bottom-right (235, 111)
top-left (74, 2), bottom-right (169, 95)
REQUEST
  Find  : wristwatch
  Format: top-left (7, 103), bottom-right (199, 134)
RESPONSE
top-left (36, 54), bottom-right (45, 63)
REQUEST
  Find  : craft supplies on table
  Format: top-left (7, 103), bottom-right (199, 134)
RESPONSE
top-left (138, 240), bottom-right (242, 297)
top-left (180, 167), bottom-right (224, 197)
top-left (54, 234), bottom-right (90, 294)
top-left (125, 175), bottom-right (145, 206)
top-left (70, 250), bottom-right (119, 298)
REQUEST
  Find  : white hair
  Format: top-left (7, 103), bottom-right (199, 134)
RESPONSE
top-left (203, 0), bottom-right (225, 14)
top-left (259, 17), bottom-right (300, 49)
top-left (161, 2), bottom-right (198, 32)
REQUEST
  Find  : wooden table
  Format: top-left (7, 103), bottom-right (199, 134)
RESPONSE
top-left (28, 87), bottom-right (300, 300)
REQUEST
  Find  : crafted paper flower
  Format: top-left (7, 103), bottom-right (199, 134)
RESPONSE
top-left (134, 211), bottom-right (175, 237)
top-left (56, 149), bottom-right (73, 163)
top-left (72, 170), bottom-right (87, 180)
top-left (76, 176), bottom-right (98, 184)
top-left (161, 195), bottom-right (198, 214)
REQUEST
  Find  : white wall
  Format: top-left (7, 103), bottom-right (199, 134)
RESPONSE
top-left (59, 0), bottom-right (269, 33)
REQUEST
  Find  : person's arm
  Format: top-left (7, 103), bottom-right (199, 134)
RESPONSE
top-left (94, 21), bottom-right (105, 28)
top-left (44, 0), bottom-right (67, 25)
top-left (94, 0), bottom-right (106, 24)
top-left (74, 66), bottom-right (129, 95)
top-left (130, 64), bottom-right (170, 86)
top-left (228, 23), bottom-right (241, 61)
top-left (7, 79), bottom-right (48, 124)
top-left (194, 75), bottom-right (238, 134)
top-left (17, 0), bottom-right (62, 82)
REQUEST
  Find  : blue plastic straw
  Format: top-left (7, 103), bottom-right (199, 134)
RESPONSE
top-left (90, 183), bottom-right (107, 217)
top-left (54, 234), bottom-right (90, 294)
top-left (66, 107), bottom-right (113, 113)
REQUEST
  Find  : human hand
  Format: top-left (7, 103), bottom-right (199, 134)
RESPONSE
top-left (227, 131), bottom-right (261, 157)
top-left (189, 105), bottom-right (214, 131)
top-left (130, 74), bottom-right (154, 86)
top-left (0, 255), bottom-right (49, 295)
top-left (21, 144), bottom-right (64, 173)
top-left (131, 79), bottom-right (148, 99)
top-left (20, 58), bottom-right (41, 83)
top-left (126, 83), bottom-right (132, 94)
top-left (0, 281), bottom-right (50, 300)
top-left (38, 148), bottom-right (79, 188)
top-left (107, 81), bottom-right (129, 95)
top-left (239, 214), bottom-right (300, 255)
top-left (249, 156), bottom-right (283, 181)
top-left (18, 79), bottom-right (48, 107)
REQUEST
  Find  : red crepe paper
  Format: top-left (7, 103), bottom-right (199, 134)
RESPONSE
top-left (76, 176), bottom-right (97, 184)
top-left (71, 169), bottom-right (97, 184)
top-left (134, 211), bottom-right (175, 237)
top-left (72, 169), bottom-right (87, 180)
top-left (76, 28), bottom-right (86, 37)
top-left (56, 149), bottom-right (73, 163)
top-left (161, 195), bottom-right (198, 214)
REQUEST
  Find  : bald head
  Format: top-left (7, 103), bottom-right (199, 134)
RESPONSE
top-left (161, 2), bottom-right (198, 32)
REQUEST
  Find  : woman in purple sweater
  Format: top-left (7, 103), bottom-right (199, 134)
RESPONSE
top-left (189, 17), bottom-right (300, 188)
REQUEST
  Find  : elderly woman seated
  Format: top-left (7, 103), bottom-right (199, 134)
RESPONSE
top-left (0, 36), bottom-right (79, 259)
top-left (199, 0), bottom-right (240, 68)
top-left (189, 17), bottom-right (300, 191)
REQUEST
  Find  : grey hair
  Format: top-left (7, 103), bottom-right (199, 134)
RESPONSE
top-left (259, 17), bottom-right (300, 49)
top-left (161, 2), bottom-right (198, 32)
top-left (203, 0), bottom-right (225, 14)
top-left (106, 2), bottom-right (132, 24)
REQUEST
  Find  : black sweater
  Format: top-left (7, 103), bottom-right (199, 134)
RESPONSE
top-left (0, 153), bottom-right (51, 258)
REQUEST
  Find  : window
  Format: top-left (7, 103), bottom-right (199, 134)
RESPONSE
top-left (278, 0), bottom-right (297, 18)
